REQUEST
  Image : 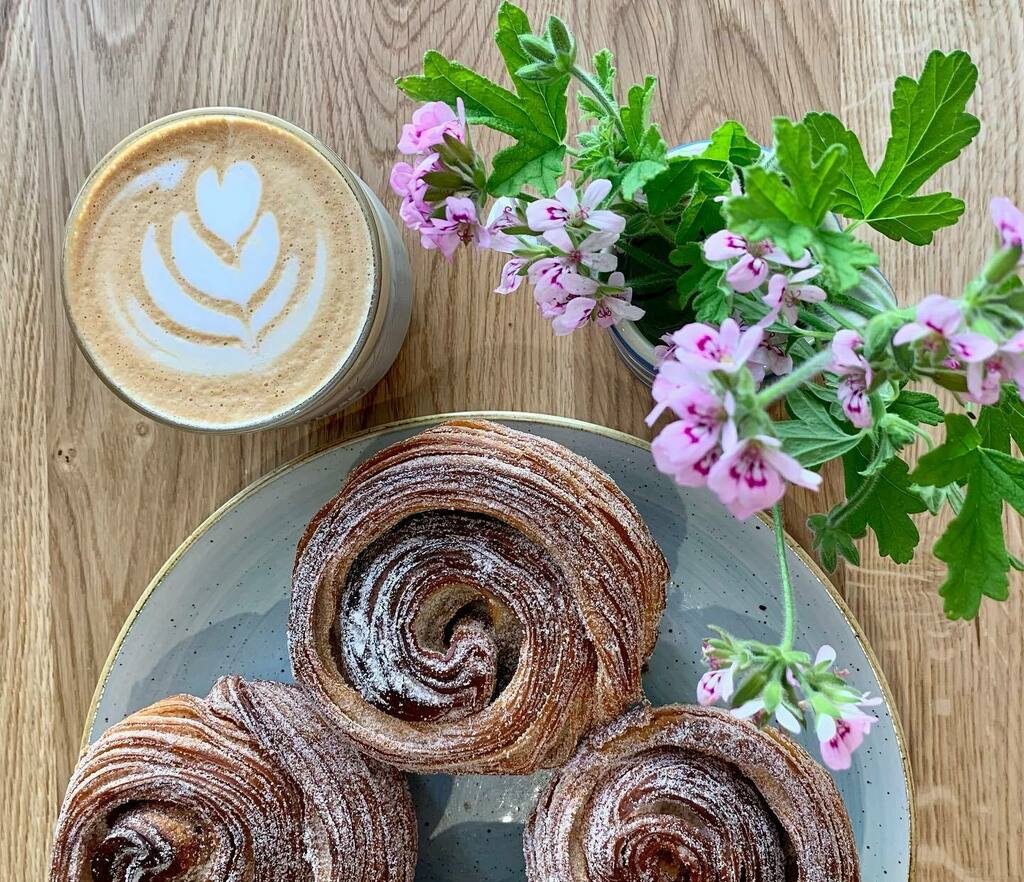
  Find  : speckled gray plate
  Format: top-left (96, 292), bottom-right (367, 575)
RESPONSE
top-left (84, 412), bottom-right (913, 880)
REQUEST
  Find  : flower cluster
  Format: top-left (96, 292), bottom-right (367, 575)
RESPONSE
top-left (391, 101), bottom-right (640, 335)
top-left (648, 317), bottom-right (821, 519)
top-left (699, 634), bottom-right (881, 770)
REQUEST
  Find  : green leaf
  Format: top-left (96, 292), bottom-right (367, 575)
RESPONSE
top-left (645, 156), bottom-right (729, 215)
top-left (843, 444), bottom-right (927, 564)
top-left (776, 389), bottom-right (864, 467)
top-left (977, 403), bottom-right (1011, 453)
top-left (808, 512), bottom-right (861, 571)
top-left (692, 268), bottom-right (730, 324)
top-left (593, 48), bottom-right (615, 96)
top-left (888, 390), bottom-right (944, 426)
top-left (809, 229), bottom-right (879, 291)
top-left (934, 465), bottom-right (1009, 619)
top-left (803, 50), bottom-right (979, 243)
top-left (397, 4), bottom-right (570, 196)
top-left (909, 413), bottom-right (980, 486)
top-left (622, 159), bottom-right (669, 200)
top-left (620, 76), bottom-right (657, 155)
top-left (703, 120), bottom-right (762, 167)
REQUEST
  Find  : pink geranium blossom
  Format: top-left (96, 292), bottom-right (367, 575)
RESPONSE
top-left (816, 701), bottom-right (879, 771)
top-left (748, 330), bottom-right (793, 384)
top-left (526, 179), bottom-right (625, 235)
top-left (549, 273), bottom-right (643, 336)
top-left (495, 256), bottom-right (529, 295)
top-left (892, 294), bottom-right (997, 363)
top-left (528, 228), bottom-right (616, 299)
top-left (653, 333), bottom-right (677, 366)
top-left (965, 329), bottom-right (1024, 404)
top-left (707, 434), bottom-right (822, 520)
top-left (697, 665), bottom-right (736, 706)
top-left (831, 330), bottom-right (873, 428)
top-left (703, 230), bottom-right (812, 293)
top-left (419, 196), bottom-right (489, 260)
top-left (991, 197), bottom-right (1024, 261)
top-left (649, 385), bottom-right (732, 486)
top-left (391, 153), bottom-right (441, 231)
top-left (763, 268), bottom-right (827, 325)
top-left (397, 100), bottom-right (466, 154)
top-left (670, 318), bottom-right (764, 376)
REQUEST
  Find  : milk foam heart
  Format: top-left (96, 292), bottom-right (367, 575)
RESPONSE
top-left (64, 111), bottom-right (379, 430)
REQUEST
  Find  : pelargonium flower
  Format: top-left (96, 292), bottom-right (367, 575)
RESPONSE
top-left (748, 329), bottom-right (793, 384)
top-left (965, 329), bottom-right (1024, 404)
top-left (892, 294), bottom-right (997, 363)
top-left (653, 333), bottom-right (677, 366)
top-left (670, 317), bottom-right (764, 376)
top-left (485, 197), bottom-right (528, 252)
top-left (528, 228), bottom-right (617, 299)
top-left (817, 708), bottom-right (877, 771)
top-left (763, 268), bottom-right (827, 325)
top-left (549, 272), bottom-right (643, 336)
top-left (831, 330), bottom-right (873, 428)
top-left (697, 665), bottom-right (736, 706)
top-left (703, 230), bottom-right (811, 293)
top-left (390, 152), bottom-right (441, 231)
top-left (991, 196), bottom-right (1024, 261)
top-left (707, 434), bottom-right (822, 520)
top-left (649, 385), bottom-right (733, 486)
top-left (495, 256), bottom-right (529, 295)
top-left (526, 179), bottom-right (625, 235)
top-left (419, 196), bottom-right (489, 260)
top-left (397, 100), bottom-right (466, 154)
top-left (733, 693), bottom-right (802, 734)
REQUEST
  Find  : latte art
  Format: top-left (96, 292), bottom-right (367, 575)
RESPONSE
top-left (65, 110), bottom-right (384, 429)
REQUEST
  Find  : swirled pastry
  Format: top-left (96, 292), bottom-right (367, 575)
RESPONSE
top-left (524, 704), bottom-right (859, 882)
top-left (289, 418), bottom-right (669, 774)
top-left (50, 676), bottom-right (416, 882)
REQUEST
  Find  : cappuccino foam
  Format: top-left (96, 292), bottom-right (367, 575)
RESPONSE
top-left (65, 111), bottom-right (377, 429)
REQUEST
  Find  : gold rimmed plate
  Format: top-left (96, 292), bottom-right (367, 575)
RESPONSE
top-left (83, 411), bottom-right (913, 880)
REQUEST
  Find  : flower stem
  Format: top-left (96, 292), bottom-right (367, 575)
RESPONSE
top-left (827, 471), bottom-right (879, 529)
top-left (754, 348), bottom-right (834, 408)
top-left (772, 503), bottom-right (795, 651)
top-left (570, 65), bottom-right (627, 140)
top-left (828, 291), bottom-right (883, 319)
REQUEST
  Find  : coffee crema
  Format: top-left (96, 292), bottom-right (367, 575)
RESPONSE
top-left (64, 111), bottom-right (378, 429)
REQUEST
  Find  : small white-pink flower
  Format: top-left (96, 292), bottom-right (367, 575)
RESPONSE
top-left (419, 196), bottom-right (489, 260)
top-left (816, 698), bottom-right (880, 771)
top-left (703, 230), bottom-right (812, 293)
top-left (526, 179), bottom-right (625, 235)
top-left (397, 100), bottom-right (466, 154)
top-left (831, 329), bottom-right (873, 428)
top-left (763, 268), bottom-right (827, 325)
top-left (991, 196), bottom-right (1024, 261)
top-left (892, 294), bottom-right (997, 363)
top-left (707, 434), bottom-right (822, 520)
top-left (649, 386), bottom-right (732, 487)
top-left (548, 273), bottom-right (643, 336)
top-left (670, 318), bottom-right (764, 376)
top-left (697, 665), bottom-right (736, 706)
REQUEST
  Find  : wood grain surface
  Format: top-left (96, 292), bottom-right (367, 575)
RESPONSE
top-left (2, 0), bottom-right (1021, 878)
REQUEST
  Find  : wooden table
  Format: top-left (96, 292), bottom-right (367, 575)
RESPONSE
top-left (3, 1), bottom-right (1021, 878)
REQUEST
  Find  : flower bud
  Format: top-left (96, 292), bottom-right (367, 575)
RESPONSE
top-left (515, 62), bottom-right (563, 83)
top-left (984, 243), bottom-right (1023, 285)
top-left (518, 34), bottom-right (557, 64)
top-left (545, 16), bottom-right (577, 67)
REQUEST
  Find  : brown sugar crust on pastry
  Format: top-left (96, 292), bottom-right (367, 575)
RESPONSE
top-left (289, 418), bottom-right (669, 774)
top-left (524, 704), bottom-right (860, 882)
top-left (50, 676), bottom-right (417, 882)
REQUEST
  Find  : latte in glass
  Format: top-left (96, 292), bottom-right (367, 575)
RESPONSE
top-left (63, 108), bottom-right (411, 431)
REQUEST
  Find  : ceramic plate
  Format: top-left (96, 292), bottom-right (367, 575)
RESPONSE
top-left (84, 412), bottom-right (913, 880)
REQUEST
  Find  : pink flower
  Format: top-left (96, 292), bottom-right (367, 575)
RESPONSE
top-left (707, 434), bottom-right (822, 520)
top-left (528, 228), bottom-right (616, 299)
top-left (419, 196), bottom-right (489, 260)
top-left (697, 665), bottom-right (736, 706)
top-left (391, 153), bottom-right (440, 231)
top-left (653, 333), bottom-right (677, 366)
top-left (831, 330), bottom-right (873, 428)
top-left (748, 330), bottom-right (793, 385)
top-left (816, 692), bottom-right (881, 772)
top-left (965, 331), bottom-right (1024, 403)
top-left (649, 385), bottom-right (731, 484)
top-left (763, 268), bottom-right (827, 325)
top-left (892, 294), bottom-right (997, 363)
top-left (991, 197), bottom-right (1024, 260)
top-left (526, 179), bottom-right (625, 235)
top-left (397, 100), bottom-right (465, 154)
top-left (495, 256), bottom-right (529, 295)
top-left (486, 197), bottom-right (528, 253)
top-left (549, 273), bottom-right (644, 336)
top-left (703, 230), bottom-right (812, 293)
top-left (670, 318), bottom-right (763, 376)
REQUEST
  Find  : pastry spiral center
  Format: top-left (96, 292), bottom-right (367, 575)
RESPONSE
top-left (583, 750), bottom-right (788, 882)
top-left (90, 803), bottom-right (219, 882)
top-left (332, 511), bottom-right (562, 723)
